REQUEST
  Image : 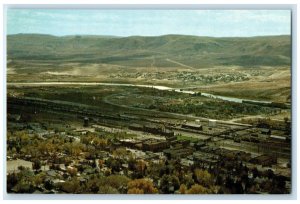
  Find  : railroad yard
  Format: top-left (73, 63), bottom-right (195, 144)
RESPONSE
top-left (6, 83), bottom-right (291, 194)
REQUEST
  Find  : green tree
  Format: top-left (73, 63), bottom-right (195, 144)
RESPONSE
top-left (98, 185), bottom-right (119, 194)
top-left (135, 159), bottom-right (147, 178)
top-left (60, 178), bottom-right (82, 193)
top-left (106, 175), bottom-right (130, 192)
top-left (160, 174), bottom-right (180, 193)
top-left (32, 159), bottom-right (41, 173)
top-left (194, 169), bottom-right (213, 188)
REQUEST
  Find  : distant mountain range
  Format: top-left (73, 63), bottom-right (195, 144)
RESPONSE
top-left (7, 34), bottom-right (291, 68)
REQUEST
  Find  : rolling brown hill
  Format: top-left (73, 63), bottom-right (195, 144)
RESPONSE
top-left (7, 34), bottom-right (291, 68)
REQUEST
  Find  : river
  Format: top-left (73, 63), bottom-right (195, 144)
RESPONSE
top-left (7, 82), bottom-right (272, 105)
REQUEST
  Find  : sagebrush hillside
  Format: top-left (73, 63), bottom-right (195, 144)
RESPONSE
top-left (7, 34), bottom-right (291, 68)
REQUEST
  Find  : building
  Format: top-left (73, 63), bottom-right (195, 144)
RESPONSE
top-left (193, 151), bottom-right (219, 168)
top-left (165, 134), bottom-right (177, 143)
top-left (143, 124), bottom-right (163, 135)
top-left (216, 149), bottom-right (252, 162)
top-left (163, 129), bottom-right (175, 137)
top-left (180, 158), bottom-right (194, 168)
top-left (181, 123), bottom-right (203, 131)
top-left (129, 124), bottom-right (144, 131)
top-left (142, 139), bottom-right (169, 152)
top-left (129, 123), bottom-right (174, 136)
top-left (250, 155), bottom-right (277, 167)
top-left (120, 139), bottom-right (143, 149)
top-left (193, 141), bottom-right (207, 150)
top-left (163, 145), bottom-right (194, 159)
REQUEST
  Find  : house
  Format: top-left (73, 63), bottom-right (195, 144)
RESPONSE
top-left (180, 158), bottom-right (194, 167)
top-left (46, 170), bottom-right (58, 177)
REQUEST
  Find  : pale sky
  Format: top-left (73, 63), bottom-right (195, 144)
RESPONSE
top-left (6, 9), bottom-right (291, 37)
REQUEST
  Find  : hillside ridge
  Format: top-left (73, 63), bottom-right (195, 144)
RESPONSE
top-left (7, 34), bottom-right (291, 68)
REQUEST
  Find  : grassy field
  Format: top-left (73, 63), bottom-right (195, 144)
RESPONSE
top-left (8, 84), bottom-right (286, 121)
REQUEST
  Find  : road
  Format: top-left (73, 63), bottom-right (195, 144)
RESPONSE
top-left (165, 58), bottom-right (196, 70)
